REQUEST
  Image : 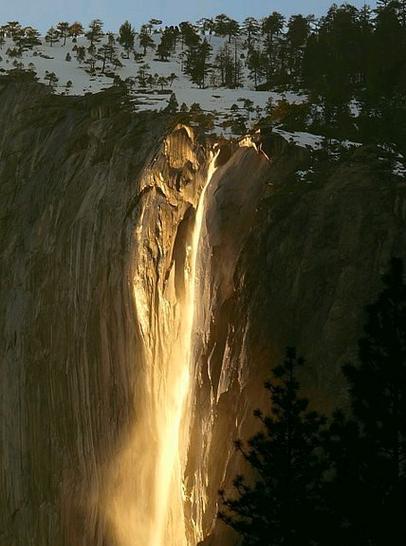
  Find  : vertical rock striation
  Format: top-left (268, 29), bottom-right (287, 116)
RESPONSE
top-left (1, 76), bottom-right (406, 546)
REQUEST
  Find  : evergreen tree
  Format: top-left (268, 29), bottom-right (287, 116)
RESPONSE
top-left (196, 17), bottom-right (214, 35)
top-left (136, 62), bottom-right (150, 87)
top-left (214, 14), bottom-right (232, 37)
top-left (106, 32), bottom-right (117, 60)
top-left (44, 70), bottom-right (58, 88)
top-left (165, 92), bottom-right (178, 113)
top-left (45, 26), bottom-right (60, 47)
top-left (139, 25), bottom-right (155, 56)
top-left (242, 17), bottom-right (260, 49)
top-left (287, 14), bottom-right (310, 48)
top-left (342, 258), bottom-right (405, 545)
top-left (75, 46), bottom-right (86, 63)
top-left (15, 26), bottom-right (41, 50)
top-left (179, 21), bottom-right (200, 49)
top-left (226, 18), bottom-right (240, 43)
top-left (219, 348), bottom-right (327, 546)
top-left (286, 15), bottom-right (310, 85)
top-left (4, 21), bottom-right (22, 40)
top-left (185, 38), bottom-right (212, 88)
top-left (118, 20), bottom-right (135, 58)
top-left (86, 19), bottom-right (103, 48)
top-left (157, 75), bottom-right (167, 91)
top-left (56, 22), bottom-right (70, 46)
top-left (215, 43), bottom-right (236, 88)
top-left (262, 12), bottom-right (285, 44)
top-left (322, 258), bottom-right (406, 546)
top-left (167, 72), bottom-right (177, 87)
top-left (247, 47), bottom-right (265, 89)
top-left (156, 31), bottom-right (172, 61)
top-left (97, 43), bottom-right (113, 73)
top-left (213, 14), bottom-right (239, 42)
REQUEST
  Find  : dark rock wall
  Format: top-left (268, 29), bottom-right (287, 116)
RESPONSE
top-left (190, 140), bottom-right (406, 544)
top-left (1, 77), bottom-right (406, 546)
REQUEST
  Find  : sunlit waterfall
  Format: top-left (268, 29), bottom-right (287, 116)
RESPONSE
top-left (106, 148), bottom-right (219, 546)
top-left (149, 149), bottom-right (219, 546)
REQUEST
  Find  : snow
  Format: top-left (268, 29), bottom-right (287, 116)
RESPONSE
top-left (0, 32), bottom-right (305, 130)
top-left (0, 31), bottom-right (369, 149)
top-left (393, 160), bottom-right (406, 178)
top-left (349, 98), bottom-right (361, 117)
top-left (273, 128), bottom-right (324, 150)
top-left (296, 168), bottom-right (314, 183)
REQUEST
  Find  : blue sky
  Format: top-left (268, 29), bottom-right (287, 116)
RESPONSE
top-left (1, 1), bottom-right (377, 32)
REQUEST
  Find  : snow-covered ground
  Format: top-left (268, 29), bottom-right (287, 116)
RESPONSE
top-left (0, 32), bottom-right (304, 135)
top-left (1, 28), bottom-right (404, 171)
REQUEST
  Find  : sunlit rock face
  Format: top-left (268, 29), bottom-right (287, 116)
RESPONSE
top-left (1, 76), bottom-right (406, 546)
top-left (0, 77), bottom-right (177, 546)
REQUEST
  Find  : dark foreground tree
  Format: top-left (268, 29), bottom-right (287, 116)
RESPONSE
top-left (326, 258), bottom-right (406, 546)
top-left (219, 348), bottom-right (327, 546)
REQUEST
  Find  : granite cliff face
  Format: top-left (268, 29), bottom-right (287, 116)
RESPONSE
top-left (1, 76), bottom-right (406, 546)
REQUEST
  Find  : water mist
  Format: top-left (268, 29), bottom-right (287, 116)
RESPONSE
top-left (105, 148), bottom-right (219, 546)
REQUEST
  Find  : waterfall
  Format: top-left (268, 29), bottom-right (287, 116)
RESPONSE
top-left (151, 148), bottom-right (219, 546)
top-left (105, 148), bottom-right (219, 546)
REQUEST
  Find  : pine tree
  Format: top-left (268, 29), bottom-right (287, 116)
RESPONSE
top-left (219, 348), bottom-right (327, 546)
top-left (118, 20), bottom-right (135, 58)
top-left (86, 19), bottom-right (103, 48)
top-left (214, 14), bottom-right (231, 38)
top-left (157, 75), bottom-right (167, 92)
top-left (226, 18), bottom-right (240, 43)
top-left (14, 26), bottom-right (41, 50)
top-left (44, 70), bottom-right (58, 88)
top-left (97, 44), bottom-right (112, 73)
top-left (75, 46), bottom-right (86, 64)
top-left (215, 43), bottom-right (234, 87)
top-left (242, 17), bottom-right (260, 49)
top-left (136, 63), bottom-right (150, 87)
top-left (247, 47), bottom-right (265, 89)
top-left (45, 26), bottom-right (60, 47)
top-left (165, 92), bottom-right (178, 113)
top-left (157, 34), bottom-right (171, 61)
top-left (324, 258), bottom-right (406, 546)
top-left (168, 72), bottom-right (177, 87)
top-left (139, 25), bottom-right (155, 56)
top-left (196, 17), bottom-right (214, 35)
top-left (185, 38), bottom-right (212, 88)
top-left (262, 12), bottom-right (285, 44)
top-left (346, 258), bottom-right (405, 545)
top-left (56, 22), bottom-right (70, 46)
top-left (5, 21), bottom-right (22, 40)
top-left (179, 21), bottom-right (200, 49)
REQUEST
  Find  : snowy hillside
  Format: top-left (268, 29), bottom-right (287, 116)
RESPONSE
top-left (0, 30), bottom-right (304, 136)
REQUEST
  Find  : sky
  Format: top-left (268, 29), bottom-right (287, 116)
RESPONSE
top-left (0, 1), bottom-right (378, 32)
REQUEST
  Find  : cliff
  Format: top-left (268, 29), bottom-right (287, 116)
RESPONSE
top-left (1, 75), bottom-right (405, 546)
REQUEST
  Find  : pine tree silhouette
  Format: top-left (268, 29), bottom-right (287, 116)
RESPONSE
top-left (326, 258), bottom-right (406, 546)
top-left (219, 347), bottom-right (327, 546)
